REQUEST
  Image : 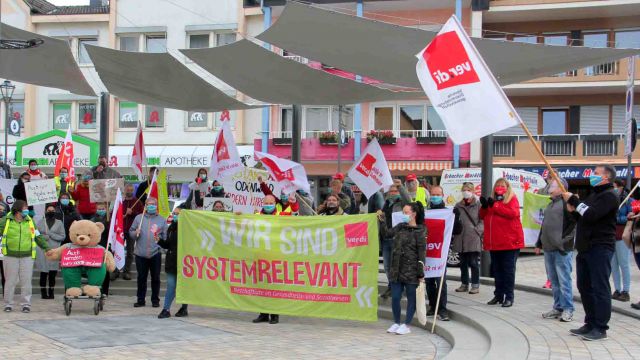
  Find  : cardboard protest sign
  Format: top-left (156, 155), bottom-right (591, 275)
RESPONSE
top-left (203, 197), bottom-right (233, 212)
top-left (177, 211), bottom-right (379, 321)
top-left (222, 168), bottom-right (277, 214)
top-left (89, 178), bottom-right (125, 203)
top-left (25, 179), bottom-right (58, 206)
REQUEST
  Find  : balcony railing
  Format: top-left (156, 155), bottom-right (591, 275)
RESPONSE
top-left (583, 135), bottom-right (618, 156)
top-left (542, 137), bottom-right (576, 156)
top-left (493, 138), bottom-right (515, 157)
top-left (585, 62), bottom-right (617, 76)
top-left (493, 133), bottom-right (624, 157)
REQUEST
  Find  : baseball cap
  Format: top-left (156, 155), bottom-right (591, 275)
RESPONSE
top-left (406, 173), bottom-right (417, 182)
top-left (333, 173), bottom-right (345, 181)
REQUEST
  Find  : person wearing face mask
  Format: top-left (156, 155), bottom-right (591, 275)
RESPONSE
top-left (1, 200), bottom-right (51, 312)
top-left (134, 167), bottom-right (158, 205)
top-left (157, 205), bottom-right (188, 319)
top-left (479, 178), bottom-right (524, 309)
top-left (318, 194), bottom-right (346, 216)
top-left (69, 171), bottom-right (97, 220)
top-left (453, 182), bottom-right (483, 295)
top-left (332, 173), bottom-right (357, 215)
top-left (35, 204), bottom-right (65, 300)
top-left (212, 200), bottom-right (227, 212)
top-left (378, 180), bottom-right (412, 299)
top-left (55, 192), bottom-right (82, 245)
top-left (209, 180), bottom-right (226, 198)
top-left (26, 159), bottom-right (47, 180)
top-left (378, 202), bottom-right (426, 335)
top-left (252, 194), bottom-right (299, 325)
top-left (534, 176), bottom-right (576, 323)
top-left (0, 151), bottom-right (12, 180)
top-left (12, 172), bottom-right (35, 217)
top-left (257, 176), bottom-right (303, 215)
top-left (91, 203), bottom-right (112, 296)
top-left (91, 155), bottom-right (122, 180)
top-left (405, 173), bottom-right (429, 208)
top-left (610, 179), bottom-right (632, 302)
top-left (120, 184), bottom-right (144, 280)
top-left (129, 198), bottom-right (168, 308)
top-left (562, 165), bottom-right (619, 341)
top-left (186, 168), bottom-right (211, 210)
top-left (54, 166), bottom-right (74, 200)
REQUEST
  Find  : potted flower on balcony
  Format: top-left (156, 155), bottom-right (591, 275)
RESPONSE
top-left (319, 131), bottom-right (338, 145)
top-left (366, 130), bottom-right (396, 145)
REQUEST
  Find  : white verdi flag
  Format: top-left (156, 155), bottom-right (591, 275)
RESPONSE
top-left (254, 151), bottom-right (310, 195)
top-left (210, 119), bottom-right (243, 180)
top-left (347, 138), bottom-right (393, 199)
top-left (131, 121), bottom-right (147, 180)
top-left (423, 208), bottom-right (455, 278)
top-left (415, 15), bottom-right (519, 144)
top-left (107, 188), bottom-right (125, 270)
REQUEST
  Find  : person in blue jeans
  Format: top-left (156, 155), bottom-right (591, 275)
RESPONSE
top-left (535, 177), bottom-right (576, 322)
top-left (157, 206), bottom-right (188, 318)
top-left (611, 179), bottom-right (632, 302)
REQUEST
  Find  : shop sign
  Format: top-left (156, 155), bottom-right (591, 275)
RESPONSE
top-left (15, 130), bottom-right (99, 167)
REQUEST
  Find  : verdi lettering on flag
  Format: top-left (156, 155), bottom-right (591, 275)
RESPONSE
top-left (522, 192), bottom-right (552, 247)
top-left (347, 138), bottom-right (393, 199)
top-left (177, 211), bottom-right (379, 321)
top-left (415, 15), bottom-right (519, 144)
top-left (423, 208), bottom-right (455, 278)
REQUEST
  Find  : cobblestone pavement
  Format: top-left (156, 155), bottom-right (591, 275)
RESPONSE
top-left (0, 295), bottom-right (450, 360)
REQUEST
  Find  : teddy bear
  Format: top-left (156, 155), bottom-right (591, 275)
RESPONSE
top-left (46, 220), bottom-right (115, 297)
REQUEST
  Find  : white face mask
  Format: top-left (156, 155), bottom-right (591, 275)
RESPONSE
top-left (462, 190), bottom-right (473, 199)
top-left (29, 165), bottom-right (37, 171)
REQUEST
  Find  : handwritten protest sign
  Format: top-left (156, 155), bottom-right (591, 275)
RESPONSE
top-left (89, 178), bottom-right (125, 203)
top-left (25, 179), bottom-right (58, 206)
top-left (60, 247), bottom-right (105, 268)
top-left (203, 197), bottom-right (233, 211)
top-left (222, 168), bottom-right (277, 214)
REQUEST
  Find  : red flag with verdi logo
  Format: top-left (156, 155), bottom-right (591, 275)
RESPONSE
top-left (54, 127), bottom-right (75, 178)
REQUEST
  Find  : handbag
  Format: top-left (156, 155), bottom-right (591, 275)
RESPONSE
top-left (416, 268), bottom-right (427, 326)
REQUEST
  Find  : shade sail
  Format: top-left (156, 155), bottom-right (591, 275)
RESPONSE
top-left (85, 45), bottom-right (257, 112)
top-left (181, 39), bottom-right (419, 105)
top-left (257, 2), bottom-right (640, 88)
top-left (0, 23), bottom-right (95, 96)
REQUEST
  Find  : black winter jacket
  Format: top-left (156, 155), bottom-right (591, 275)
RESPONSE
top-left (158, 222), bottom-right (178, 274)
top-left (381, 222), bottom-right (427, 284)
top-left (568, 183), bottom-right (619, 252)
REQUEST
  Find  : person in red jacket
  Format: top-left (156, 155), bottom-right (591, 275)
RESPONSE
top-left (479, 178), bottom-right (524, 308)
top-left (69, 171), bottom-right (97, 219)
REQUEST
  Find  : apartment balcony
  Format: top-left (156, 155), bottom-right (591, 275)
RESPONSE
top-left (493, 133), bottom-right (629, 160)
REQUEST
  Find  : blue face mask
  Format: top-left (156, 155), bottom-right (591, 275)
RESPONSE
top-left (96, 209), bottom-right (107, 217)
top-left (589, 175), bottom-right (603, 187)
top-left (60, 199), bottom-right (70, 206)
top-left (21, 209), bottom-right (30, 218)
top-left (431, 196), bottom-right (443, 205)
top-left (213, 185), bottom-right (223, 192)
top-left (389, 194), bottom-right (400, 201)
top-left (172, 214), bottom-right (178, 223)
top-left (60, 173), bottom-right (68, 180)
top-left (398, 214), bottom-right (411, 224)
top-left (83, 175), bottom-right (91, 181)
top-left (281, 195), bottom-right (288, 203)
top-left (146, 205), bottom-right (157, 214)
top-left (263, 204), bottom-right (276, 214)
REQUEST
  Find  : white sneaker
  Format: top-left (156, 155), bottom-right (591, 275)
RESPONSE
top-left (560, 311), bottom-right (574, 322)
top-left (387, 323), bottom-right (400, 333)
top-left (395, 324), bottom-right (411, 335)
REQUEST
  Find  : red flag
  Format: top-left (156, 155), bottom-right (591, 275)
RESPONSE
top-left (54, 127), bottom-right (75, 178)
top-left (107, 189), bottom-right (126, 270)
top-left (254, 151), bottom-right (310, 195)
top-left (131, 121), bottom-right (147, 179)
top-left (148, 169), bottom-right (158, 200)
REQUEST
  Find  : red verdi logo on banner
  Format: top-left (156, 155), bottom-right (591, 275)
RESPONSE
top-left (344, 222), bottom-right (369, 248)
top-left (424, 31), bottom-right (480, 90)
top-left (425, 218), bottom-right (445, 258)
top-left (216, 135), bottom-right (230, 161)
top-left (355, 153), bottom-right (376, 177)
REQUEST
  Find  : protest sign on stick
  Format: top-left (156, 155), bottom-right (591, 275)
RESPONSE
top-left (25, 179), bottom-right (58, 206)
top-left (89, 178), bottom-right (125, 203)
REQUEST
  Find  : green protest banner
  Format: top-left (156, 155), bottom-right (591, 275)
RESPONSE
top-left (522, 191), bottom-right (552, 247)
top-left (177, 211), bottom-right (379, 322)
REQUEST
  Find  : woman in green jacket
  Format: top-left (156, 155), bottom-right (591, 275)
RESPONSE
top-left (1, 200), bottom-right (50, 313)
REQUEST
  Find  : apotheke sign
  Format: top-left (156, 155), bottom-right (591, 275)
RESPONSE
top-left (15, 130), bottom-right (99, 167)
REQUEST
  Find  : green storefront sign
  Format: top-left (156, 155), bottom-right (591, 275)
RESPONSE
top-left (15, 130), bottom-right (100, 167)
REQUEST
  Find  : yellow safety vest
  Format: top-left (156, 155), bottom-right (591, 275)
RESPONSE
top-left (55, 177), bottom-right (76, 205)
top-left (1, 217), bottom-right (37, 258)
top-left (413, 187), bottom-right (427, 207)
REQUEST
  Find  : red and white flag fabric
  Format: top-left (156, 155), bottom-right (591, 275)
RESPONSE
top-left (107, 188), bottom-right (126, 270)
top-left (210, 119), bottom-right (243, 180)
top-left (347, 138), bottom-right (393, 199)
top-left (254, 151), bottom-right (310, 195)
top-left (415, 15), bottom-right (519, 144)
top-left (423, 208), bottom-right (455, 278)
top-left (148, 168), bottom-right (158, 200)
top-left (131, 121), bottom-right (147, 180)
top-left (54, 127), bottom-right (75, 178)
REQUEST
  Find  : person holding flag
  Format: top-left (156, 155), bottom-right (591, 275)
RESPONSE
top-left (54, 127), bottom-right (75, 188)
top-left (134, 167), bottom-right (157, 205)
top-left (121, 184), bottom-right (144, 280)
top-left (186, 168), bottom-right (211, 210)
top-left (54, 167), bottom-right (75, 201)
top-left (157, 204), bottom-right (189, 319)
top-left (91, 202), bottom-right (112, 296)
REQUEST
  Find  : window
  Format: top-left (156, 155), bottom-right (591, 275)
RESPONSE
top-left (305, 107), bottom-right (330, 136)
top-left (78, 103), bottom-right (97, 130)
top-left (119, 36), bottom-right (139, 52)
top-left (146, 35), bottom-right (166, 53)
top-left (189, 34), bottom-right (210, 49)
top-left (7, 101), bottom-right (24, 130)
top-left (281, 107), bottom-right (292, 132)
top-left (542, 109), bottom-right (568, 135)
top-left (374, 107), bottom-right (394, 131)
top-left (583, 32), bottom-right (608, 48)
top-left (187, 111), bottom-right (209, 128)
top-left (145, 105), bottom-right (164, 128)
top-left (78, 38), bottom-right (98, 64)
top-left (216, 33), bottom-right (236, 47)
top-left (118, 101), bottom-right (138, 128)
top-left (512, 35), bottom-right (537, 44)
top-left (399, 105), bottom-right (423, 137)
top-left (214, 110), bottom-right (236, 128)
top-left (544, 34), bottom-right (568, 46)
top-left (331, 106), bottom-right (354, 132)
top-left (427, 106), bottom-right (446, 131)
top-left (615, 29), bottom-right (640, 48)
top-left (52, 103), bottom-right (72, 130)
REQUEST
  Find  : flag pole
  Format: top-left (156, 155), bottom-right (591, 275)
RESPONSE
top-left (449, 15), bottom-right (567, 193)
top-left (620, 180), bottom-right (640, 209)
top-left (296, 193), bottom-right (318, 215)
top-left (430, 268), bottom-right (447, 333)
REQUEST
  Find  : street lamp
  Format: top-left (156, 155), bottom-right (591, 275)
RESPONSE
top-left (0, 80), bottom-right (16, 164)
